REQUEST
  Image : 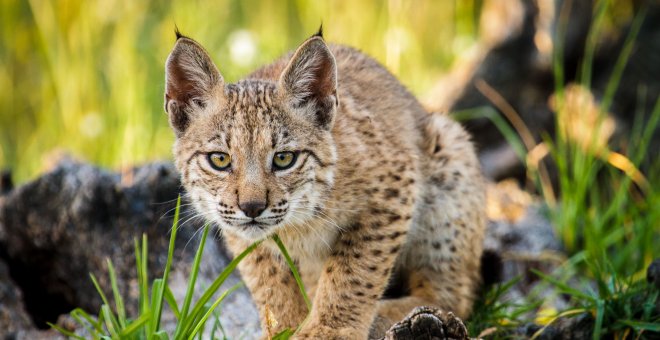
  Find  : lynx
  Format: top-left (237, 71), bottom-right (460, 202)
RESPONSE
top-left (164, 28), bottom-right (485, 339)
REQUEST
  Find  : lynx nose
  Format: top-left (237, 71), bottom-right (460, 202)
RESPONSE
top-left (239, 201), bottom-right (267, 219)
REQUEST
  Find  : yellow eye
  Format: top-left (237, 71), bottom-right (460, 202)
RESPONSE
top-left (273, 151), bottom-right (297, 170)
top-left (208, 152), bottom-right (231, 171)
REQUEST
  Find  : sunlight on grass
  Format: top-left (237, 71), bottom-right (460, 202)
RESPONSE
top-left (0, 0), bottom-right (481, 183)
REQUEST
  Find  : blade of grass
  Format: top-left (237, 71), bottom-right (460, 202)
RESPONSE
top-left (453, 106), bottom-right (527, 162)
top-left (148, 278), bottom-right (163, 338)
top-left (71, 308), bottom-right (104, 334)
top-left (600, 4), bottom-right (647, 113)
top-left (180, 240), bottom-right (262, 335)
top-left (176, 224), bottom-right (210, 337)
top-left (530, 309), bottom-right (588, 340)
top-left (150, 196), bottom-right (181, 335)
top-left (90, 273), bottom-right (120, 333)
top-left (618, 320), bottom-right (660, 332)
top-left (532, 269), bottom-right (594, 302)
top-left (119, 313), bottom-right (151, 337)
top-left (593, 299), bottom-right (605, 340)
top-left (153, 330), bottom-right (169, 339)
top-left (211, 305), bottom-right (228, 340)
top-left (272, 329), bottom-right (295, 340)
top-left (187, 282), bottom-right (243, 340)
top-left (139, 234), bottom-right (150, 312)
top-left (272, 234), bottom-right (312, 311)
top-left (579, 0), bottom-right (609, 90)
top-left (164, 284), bottom-right (181, 320)
top-left (68, 315), bottom-right (97, 339)
top-left (140, 233), bottom-right (150, 338)
top-left (134, 235), bottom-right (149, 339)
top-left (47, 322), bottom-right (86, 340)
top-left (100, 305), bottom-right (120, 339)
top-left (90, 273), bottom-right (112, 313)
top-left (134, 238), bottom-right (144, 310)
top-left (106, 259), bottom-right (126, 328)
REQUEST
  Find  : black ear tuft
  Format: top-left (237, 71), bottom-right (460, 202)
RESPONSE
top-left (314, 24), bottom-right (324, 39)
top-left (174, 25), bottom-right (187, 41)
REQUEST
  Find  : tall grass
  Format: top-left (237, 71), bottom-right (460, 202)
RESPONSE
top-left (546, 0), bottom-right (659, 277)
top-left (463, 1), bottom-right (659, 337)
top-left (535, 2), bottom-right (660, 337)
top-left (0, 0), bottom-right (482, 183)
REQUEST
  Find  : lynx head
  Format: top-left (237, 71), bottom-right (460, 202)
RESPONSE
top-left (165, 30), bottom-right (338, 241)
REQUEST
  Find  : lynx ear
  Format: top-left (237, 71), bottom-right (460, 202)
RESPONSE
top-left (279, 33), bottom-right (338, 130)
top-left (165, 34), bottom-right (223, 136)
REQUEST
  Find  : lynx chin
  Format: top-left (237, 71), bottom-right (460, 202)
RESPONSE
top-left (164, 27), bottom-right (486, 339)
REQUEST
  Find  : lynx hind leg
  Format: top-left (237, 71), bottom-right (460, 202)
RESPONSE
top-left (412, 112), bottom-right (486, 316)
top-left (373, 113), bottom-right (486, 336)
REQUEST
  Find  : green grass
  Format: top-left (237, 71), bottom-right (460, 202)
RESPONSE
top-left (545, 0), bottom-right (659, 277)
top-left (465, 277), bottom-right (542, 339)
top-left (533, 263), bottom-right (659, 339)
top-left (51, 197), bottom-right (307, 339)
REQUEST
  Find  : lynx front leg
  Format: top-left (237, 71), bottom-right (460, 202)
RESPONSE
top-left (295, 210), bottom-right (413, 339)
top-left (370, 268), bottom-right (480, 338)
top-left (224, 234), bottom-right (308, 337)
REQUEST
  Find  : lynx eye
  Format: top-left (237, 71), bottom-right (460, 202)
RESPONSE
top-left (207, 152), bottom-right (231, 171)
top-left (273, 151), bottom-right (297, 170)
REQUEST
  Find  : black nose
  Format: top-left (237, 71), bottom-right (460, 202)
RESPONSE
top-left (239, 201), bottom-right (267, 218)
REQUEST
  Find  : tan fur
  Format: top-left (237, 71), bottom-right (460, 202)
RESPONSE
top-left (165, 32), bottom-right (486, 339)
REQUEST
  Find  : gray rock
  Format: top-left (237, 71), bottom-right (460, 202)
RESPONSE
top-left (518, 312), bottom-right (594, 340)
top-left (479, 192), bottom-right (577, 317)
top-left (0, 159), bottom-right (259, 339)
top-left (0, 260), bottom-right (35, 339)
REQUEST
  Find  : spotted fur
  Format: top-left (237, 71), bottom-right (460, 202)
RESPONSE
top-left (165, 31), bottom-right (486, 339)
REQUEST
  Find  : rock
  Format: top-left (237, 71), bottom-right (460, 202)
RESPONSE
top-left (0, 260), bottom-right (34, 338)
top-left (0, 159), bottom-right (259, 338)
top-left (518, 312), bottom-right (594, 340)
top-left (482, 181), bottom-right (565, 307)
top-left (0, 160), bottom-right (180, 328)
top-left (476, 180), bottom-right (584, 340)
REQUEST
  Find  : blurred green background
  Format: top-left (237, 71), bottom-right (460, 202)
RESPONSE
top-left (1, 0), bottom-right (487, 183)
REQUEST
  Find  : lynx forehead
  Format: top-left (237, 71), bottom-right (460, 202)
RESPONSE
top-left (165, 28), bottom-right (486, 339)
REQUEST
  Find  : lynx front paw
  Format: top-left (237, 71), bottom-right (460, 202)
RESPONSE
top-left (382, 307), bottom-right (469, 340)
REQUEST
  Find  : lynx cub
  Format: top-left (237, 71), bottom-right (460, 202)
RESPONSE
top-left (165, 29), bottom-right (485, 339)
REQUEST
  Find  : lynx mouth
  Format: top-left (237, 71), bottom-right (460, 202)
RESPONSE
top-left (228, 219), bottom-right (284, 241)
top-left (238, 220), bottom-right (271, 228)
top-left (222, 215), bottom-right (287, 239)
